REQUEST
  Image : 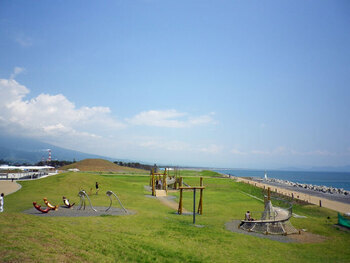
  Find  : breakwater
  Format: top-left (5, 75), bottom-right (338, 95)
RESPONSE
top-left (262, 177), bottom-right (350, 196)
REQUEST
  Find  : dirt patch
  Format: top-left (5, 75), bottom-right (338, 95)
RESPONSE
top-left (225, 220), bottom-right (327, 244)
top-left (289, 231), bottom-right (328, 243)
top-left (157, 196), bottom-right (189, 213)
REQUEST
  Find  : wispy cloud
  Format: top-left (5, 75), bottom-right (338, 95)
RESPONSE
top-left (10, 67), bottom-right (25, 79)
top-left (230, 149), bottom-right (248, 155)
top-left (291, 149), bottom-right (336, 156)
top-left (199, 144), bottom-right (223, 154)
top-left (246, 147), bottom-right (336, 157)
top-left (15, 34), bottom-right (33, 47)
top-left (127, 109), bottom-right (215, 128)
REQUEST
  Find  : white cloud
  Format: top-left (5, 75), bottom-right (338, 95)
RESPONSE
top-left (15, 34), bottom-right (33, 47)
top-left (139, 139), bottom-right (190, 151)
top-left (251, 149), bottom-right (271, 155)
top-left (248, 147), bottom-right (336, 157)
top-left (0, 77), bottom-right (125, 140)
top-left (291, 149), bottom-right (336, 156)
top-left (10, 67), bottom-right (25, 79)
top-left (230, 149), bottom-right (247, 155)
top-left (199, 144), bottom-right (223, 154)
top-left (127, 109), bottom-right (215, 128)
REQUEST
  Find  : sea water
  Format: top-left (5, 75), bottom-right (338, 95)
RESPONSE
top-left (214, 169), bottom-right (350, 191)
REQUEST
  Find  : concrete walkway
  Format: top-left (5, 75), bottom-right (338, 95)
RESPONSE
top-left (0, 181), bottom-right (22, 196)
top-left (234, 177), bottom-right (350, 214)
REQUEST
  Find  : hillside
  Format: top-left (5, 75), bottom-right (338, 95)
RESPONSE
top-left (60, 158), bottom-right (148, 173)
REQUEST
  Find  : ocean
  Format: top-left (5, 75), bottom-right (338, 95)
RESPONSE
top-left (214, 169), bottom-right (350, 191)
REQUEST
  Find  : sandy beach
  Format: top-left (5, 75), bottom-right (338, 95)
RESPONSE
top-left (0, 180), bottom-right (22, 196)
top-left (233, 176), bottom-right (350, 214)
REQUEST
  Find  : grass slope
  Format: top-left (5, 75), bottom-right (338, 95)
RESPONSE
top-left (60, 159), bottom-right (148, 174)
top-left (0, 172), bottom-right (349, 262)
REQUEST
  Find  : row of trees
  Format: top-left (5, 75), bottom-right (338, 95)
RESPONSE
top-left (113, 161), bottom-right (155, 171)
top-left (35, 160), bottom-right (76, 167)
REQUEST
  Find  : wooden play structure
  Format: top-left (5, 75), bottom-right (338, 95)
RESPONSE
top-left (239, 187), bottom-right (299, 235)
top-left (43, 197), bottom-right (59, 210)
top-left (177, 177), bottom-right (205, 223)
top-left (150, 168), bottom-right (180, 197)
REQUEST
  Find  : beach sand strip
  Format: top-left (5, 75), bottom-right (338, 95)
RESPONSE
top-left (233, 177), bottom-right (350, 214)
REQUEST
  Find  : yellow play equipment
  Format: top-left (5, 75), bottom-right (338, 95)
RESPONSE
top-left (43, 197), bottom-right (59, 210)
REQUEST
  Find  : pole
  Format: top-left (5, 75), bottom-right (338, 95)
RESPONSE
top-left (193, 188), bottom-right (196, 224)
top-left (152, 173), bottom-right (155, 196)
top-left (178, 189), bottom-right (183, 214)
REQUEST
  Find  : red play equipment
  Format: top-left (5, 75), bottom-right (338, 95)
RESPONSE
top-left (63, 196), bottom-right (75, 208)
top-left (33, 202), bottom-right (51, 213)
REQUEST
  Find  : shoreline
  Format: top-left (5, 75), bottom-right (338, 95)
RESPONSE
top-left (232, 176), bottom-right (350, 214)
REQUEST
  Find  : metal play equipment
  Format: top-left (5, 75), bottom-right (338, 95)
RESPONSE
top-left (105, 190), bottom-right (127, 213)
top-left (239, 188), bottom-right (299, 235)
top-left (77, 190), bottom-right (97, 211)
top-left (77, 190), bottom-right (127, 213)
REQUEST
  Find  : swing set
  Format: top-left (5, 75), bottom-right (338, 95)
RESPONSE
top-left (177, 177), bottom-right (205, 224)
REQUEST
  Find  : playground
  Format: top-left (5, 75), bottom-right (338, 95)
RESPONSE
top-left (0, 169), bottom-right (349, 262)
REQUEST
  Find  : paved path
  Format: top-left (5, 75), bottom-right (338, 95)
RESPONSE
top-left (234, 177), bottom-right (350, 214)
top-left (0, 181), bottom-right (21, 196)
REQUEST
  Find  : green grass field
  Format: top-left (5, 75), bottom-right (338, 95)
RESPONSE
top-left (1, 171), bottom-right (349, 262)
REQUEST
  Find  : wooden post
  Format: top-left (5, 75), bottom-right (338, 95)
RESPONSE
top-left (193, 188), bottom-right (196, 224)
top-left (268, 187), bottom-right (271, 201)
top-left (164, 168), bottom-right (167, 192)
top-left (149, 170), bottom-right (152, 186)
top-left (179, 177), bottom-right (183, 187)
top-left (198, 177), bottom-right (203, 214)
top-left (178, 188), bottom-right (183, 214)
top-left (152, 173), bottom-right (155, 196)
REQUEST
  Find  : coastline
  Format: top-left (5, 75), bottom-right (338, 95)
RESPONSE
top-left (232, 176), bottom-right (350, 214)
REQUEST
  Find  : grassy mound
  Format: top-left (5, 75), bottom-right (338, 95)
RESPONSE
top-left (60, 158), bottom-right (148, 173)
top-left (1, 171), bottom-right (350, 262)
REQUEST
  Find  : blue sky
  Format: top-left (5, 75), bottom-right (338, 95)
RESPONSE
top-left (0, 0), bottom-right (349, 169)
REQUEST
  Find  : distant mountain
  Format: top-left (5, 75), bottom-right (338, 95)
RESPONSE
top-left (280, 165), bottom-right (350, 173)
top-left (0, 135), bottom-right (115, 164)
